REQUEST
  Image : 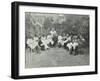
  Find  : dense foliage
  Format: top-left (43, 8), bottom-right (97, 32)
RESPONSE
top-left (25, 12), bottom-right (89, 45)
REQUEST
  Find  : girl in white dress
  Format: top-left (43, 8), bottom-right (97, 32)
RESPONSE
top-left (26, 38), bottom-right (34, 51)
top-left (58, 35), bottom-right (63, 47)
top-left (41, 35), bottom-right (49, 50)
top-left (50, 28), bottom-right (57, 37)
top-left (47, 34), bottom-right (54, 46)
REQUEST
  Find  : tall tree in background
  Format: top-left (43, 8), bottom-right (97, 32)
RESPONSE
top-left (25, 13), bottom-right (89, 46)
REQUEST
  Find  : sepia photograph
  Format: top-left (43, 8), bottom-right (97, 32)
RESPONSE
top-left (25, 12), bottom-right (90, 68)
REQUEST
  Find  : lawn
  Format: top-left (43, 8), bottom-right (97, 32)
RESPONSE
top-left (25, 47), bottom-right (89, 68)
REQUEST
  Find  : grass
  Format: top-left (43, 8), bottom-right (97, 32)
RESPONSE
top-left (25, 47), bottom-right (89, 68)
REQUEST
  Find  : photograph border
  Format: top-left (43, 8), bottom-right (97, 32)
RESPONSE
top-left (11, 1), bottom-right (98, 79)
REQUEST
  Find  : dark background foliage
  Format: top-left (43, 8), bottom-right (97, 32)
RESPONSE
top-left (25, 12), bottom-right (89, 46)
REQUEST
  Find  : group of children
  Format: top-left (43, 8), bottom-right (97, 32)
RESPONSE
top-left (26, 34), bottom-right (56, 53)
top-left (26, 28), bottom-right (85, 55)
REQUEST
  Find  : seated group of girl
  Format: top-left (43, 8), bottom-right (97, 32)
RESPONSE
top-left (26, 33), bottom-right (85, 55)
